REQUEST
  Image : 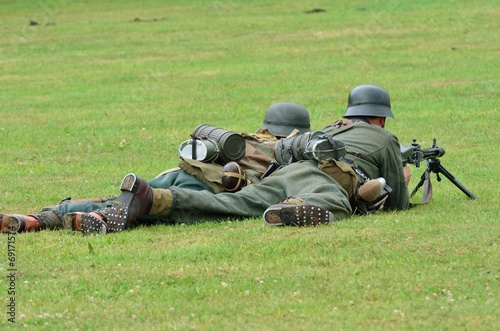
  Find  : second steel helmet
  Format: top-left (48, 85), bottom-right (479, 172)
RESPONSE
top-left (261, 102), bottom-right (311, 137)
top-left (343, 85), bottom-right (394, 119)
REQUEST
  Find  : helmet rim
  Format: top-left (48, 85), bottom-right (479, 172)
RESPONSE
top-left (344, 103), bottom-right (394, 119)
top-left (262, 120), bottom-right (311, 137)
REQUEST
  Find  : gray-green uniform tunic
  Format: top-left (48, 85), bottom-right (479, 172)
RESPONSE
top-left (167, 122), bottom-right (409, 222)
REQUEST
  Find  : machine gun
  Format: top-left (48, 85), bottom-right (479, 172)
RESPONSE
top-left (400, 138), bottom-right (476, 203)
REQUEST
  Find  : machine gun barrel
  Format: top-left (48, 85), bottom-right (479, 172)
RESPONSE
top-left (421, 146), bottom-right (445, 160)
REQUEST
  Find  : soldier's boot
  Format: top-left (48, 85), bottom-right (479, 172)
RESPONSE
top-left (1, 214), bottom-right (27, 233)
top-left (79, 173), bottom-right (173, 235)
top-left (1, 210), bottom-right (64, 233)
top-left (105, 173), bottom-right (153, 233)
top-left (4, 215), bottom-right (41, 233)
top-left (354, 178), bottom-right (385, 206)
top-left (263, 197), bottom-right (334, 226)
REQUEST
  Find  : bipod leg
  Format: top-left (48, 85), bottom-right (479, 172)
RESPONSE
top-left (433, 162), bottom-right (477, 200)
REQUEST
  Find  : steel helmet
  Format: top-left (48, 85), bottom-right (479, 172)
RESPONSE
top-left (343, 85), bottom-right (394, 119)
top-left (261, 102), bottom-right (311, 137)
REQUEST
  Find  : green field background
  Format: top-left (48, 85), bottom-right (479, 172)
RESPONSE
top-left (0, 1), bottom-right (498, 330)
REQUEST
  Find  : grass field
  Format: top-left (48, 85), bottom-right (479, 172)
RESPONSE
top-left (0, 0), bottom-right (498, 330)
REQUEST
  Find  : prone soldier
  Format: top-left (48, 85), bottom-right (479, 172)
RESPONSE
top-left (1, 102), bottom-right (311, 233)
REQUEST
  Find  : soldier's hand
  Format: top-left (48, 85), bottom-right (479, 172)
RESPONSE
top-left (403, 166), bottom-right (411, 185)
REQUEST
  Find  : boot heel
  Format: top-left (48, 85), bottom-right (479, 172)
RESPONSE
top-left (120, 173), bottom-right (138, 193)
top-left (63, 213), bottom-right (82, 231)
top-left (7, 216), bottom-right (24, 232)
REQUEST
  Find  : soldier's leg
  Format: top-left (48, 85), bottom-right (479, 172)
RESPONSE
top-left (1, 199), bottom-right (113, 233)
top-left (1, 214), bottom-right (44, 233)
top-left (169, 161), bottom-right (352, 220)
top-left (148, 169), bottom-right (213, 192)
top-left (63, 171), bottom-right (211, 231)
top-left (81, 161), bottom-right (352, 234)
top-left (55, 201), bottom-right (109, 215)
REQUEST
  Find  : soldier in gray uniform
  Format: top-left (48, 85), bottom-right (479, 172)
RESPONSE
top-left (76, 85), bottom-right (410, 234)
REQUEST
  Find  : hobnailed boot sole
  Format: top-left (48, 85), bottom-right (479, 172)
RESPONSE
top-left (80, 214), bottom-right (108, 235)
top-left (263, 204), bottom-right (334, 226)
top-left (64, 212), bottom-right (105, 232)
top-left (106, 173), bottom-right (139, 232)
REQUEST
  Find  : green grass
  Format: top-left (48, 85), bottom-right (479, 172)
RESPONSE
top-left (0, 0), bottom-right (498, 330)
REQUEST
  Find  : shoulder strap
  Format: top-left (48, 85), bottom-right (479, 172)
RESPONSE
top-left (322, 121), bottom-right (364, 136)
